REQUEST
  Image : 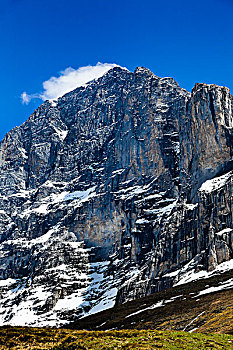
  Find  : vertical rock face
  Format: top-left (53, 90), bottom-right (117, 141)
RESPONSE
top-left (0, 66), bottom-right (232, 326)
top-left (180, 83), bottom-right (233, 198)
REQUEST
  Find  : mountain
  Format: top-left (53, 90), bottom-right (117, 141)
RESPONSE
top-left (0, 66), bottom-right (232, 327)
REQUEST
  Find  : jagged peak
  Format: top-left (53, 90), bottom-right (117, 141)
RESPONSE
top-left (55, 65), bottom-right (130, 100)
top-left (134, 66), bottom-right (156, 77)
top-left (192, 82), bottom-right (231, 95)
top-left (101, 65), bottom-right (130, 78)
top-left (159, 76), bottom-right (190, 95)
top-left (160, 77), bottom-right (178, 85)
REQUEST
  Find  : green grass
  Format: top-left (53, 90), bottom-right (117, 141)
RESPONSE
top-left (0, 327), bottom-right (232, 349)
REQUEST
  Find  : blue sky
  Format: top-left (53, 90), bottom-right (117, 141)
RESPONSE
top-left (0, 0), bottom-right (233, 139)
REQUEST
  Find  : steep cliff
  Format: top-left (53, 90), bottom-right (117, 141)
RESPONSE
top-left (0, 66), bottom-right (232, 326)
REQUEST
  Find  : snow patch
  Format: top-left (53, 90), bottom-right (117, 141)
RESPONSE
top-left (0, 279), bottom-right (16, 287)
top-left (54, 293), bottom-right (84, 311)
top-left (125, 295), bottom-right (182, 319)
top-left (125, 301), bottom-right (164, 318)
top-left (30, 228), bottom-right (54, 244)
top-left (135, 218), bottom-right (150, 224)
top-left (50, 99), bottom-right (58, 107)
top-left (112, 169), bottom-right (125, 175)
top-left (195, 278), bottom-right (233, 297)
top-left (199, 171), bottom-right (232, 193)
top-left (172, 258), bottom-right (233, 287)
top-left (144, 199), bottom-right (177, 218)
top-left (52, 125), bottom-right (68, 140)
top-left (183, 311), bottom-right (205, 331)
top-left (20, 186), bottom-right (96, 217)
top-left (215, 228), bottom-right (233, 236)
top-left (84, 287), bottom-right (118, 316)
top-left (184, 203), bottom-right (198, 210)
top-left (18, 147), bottom-right (28, 159)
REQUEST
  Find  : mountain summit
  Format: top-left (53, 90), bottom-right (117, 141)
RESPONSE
top-left (0, 67), bottom-right (232, 326)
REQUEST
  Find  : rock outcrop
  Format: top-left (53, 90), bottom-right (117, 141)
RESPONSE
top-left (0, 66), bottom-right (232, 326)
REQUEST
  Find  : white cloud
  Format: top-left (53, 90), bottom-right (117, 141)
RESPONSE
top-left (21, 91), bottom-right (41, 105)
top-left (21, 62), bottom-right (123, 104)
top-left (21, 92), bottom-right (32, 105)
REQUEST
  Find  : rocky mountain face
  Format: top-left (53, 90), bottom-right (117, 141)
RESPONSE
top-left (0, 66), bottom-right (232, 326)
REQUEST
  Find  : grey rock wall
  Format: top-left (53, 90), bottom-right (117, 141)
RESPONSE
top-left (0, 66), bottom-right (232, 326)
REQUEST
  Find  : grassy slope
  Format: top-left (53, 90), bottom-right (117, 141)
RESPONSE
top-left (0, 271), bottom-right (232, 349)
top-left (0, 327), bottom-right (232, 349)
top-left (68, 270), bottom-right (233, 334)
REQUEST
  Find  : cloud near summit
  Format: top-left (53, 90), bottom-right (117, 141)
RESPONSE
top-left (21, 62), bottom-right (120, 104)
